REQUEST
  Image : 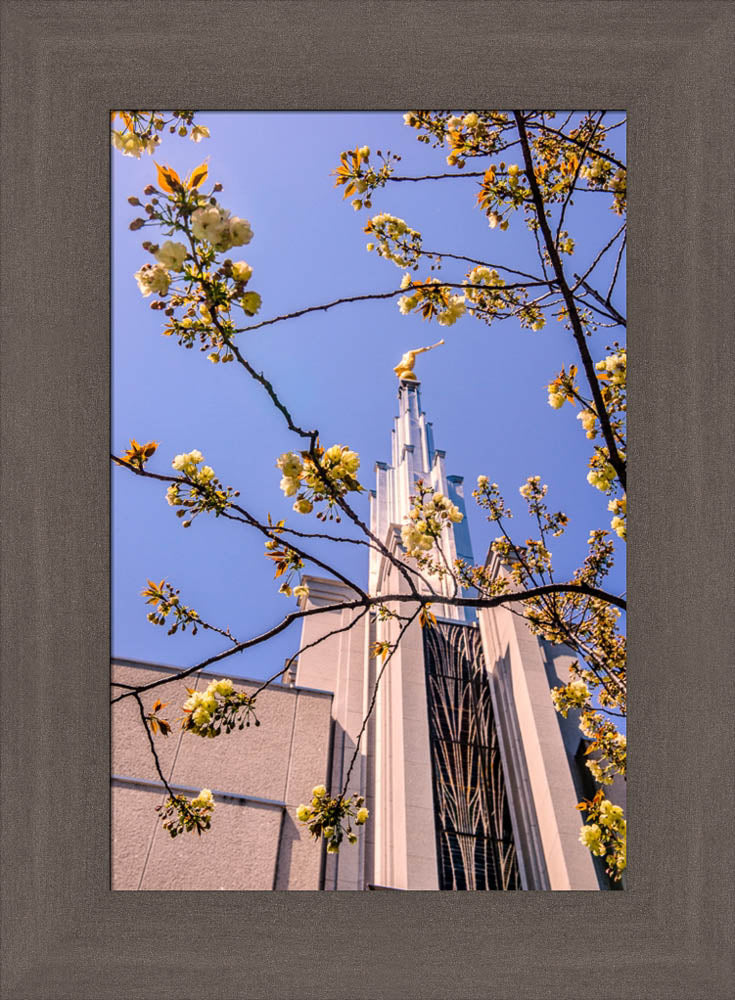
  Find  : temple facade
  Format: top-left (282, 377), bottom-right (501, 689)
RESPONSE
top-left (112, 379), bottom-right (618, 890)
top-left (294, 379), bottom-right (609, 890)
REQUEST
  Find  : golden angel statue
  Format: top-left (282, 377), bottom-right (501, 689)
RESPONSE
top-left (393, 340), bottom-right (445, 381)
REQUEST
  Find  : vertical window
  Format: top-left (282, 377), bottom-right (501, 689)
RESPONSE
top-left (424, 622), bottom-right (520, 890)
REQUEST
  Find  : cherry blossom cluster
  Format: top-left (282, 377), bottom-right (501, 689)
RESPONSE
top-left (587, 448), bottom-right (619, 493)
top-left (141, 578), bottom-right (202, 636)
top-left (402, 110), bottom-right (509, 169)
top-left (401, 484), bottom-right (463, 561)
top-left (364, 212), bottom-right (422, 267)
top-left (277, 446), bottom-right (362, 518)
top-left (157, 788), bottom-right (214, 838)
top-left (463, 265), bottom-right (546, 331)
top-left (397, 276), bottom-right (467, 327)
top-left (182, 678), bottom-right (259, 738)
top-left (473, 476), bottom-right (513, 522)
top-left (332, 144), bottom-right (398, 210)
top-left (578, 790), bottom-right (626, 878)
top-left (608, 496), bottom-right (627, 541)
top-left (166, 450), bottom-right (239, 524)
top-left (263, 527), bottom-right (309, 599)
top-left (111, 110), bottom-right (208, 160)
top-left (127, 161), bottom-right (260, 363)
top-left (551, 677), bottom-right (591, 715)
top-left (296, 785), bottom-right (369, 854)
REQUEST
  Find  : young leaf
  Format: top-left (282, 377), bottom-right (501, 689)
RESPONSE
top-left (154, 163), bottom-right (182, 194)
top-left (187, 161), bottom-right (209, 190)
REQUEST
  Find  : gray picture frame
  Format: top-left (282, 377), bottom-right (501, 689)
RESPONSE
top-left (1, 1), bottom-right (733, 997)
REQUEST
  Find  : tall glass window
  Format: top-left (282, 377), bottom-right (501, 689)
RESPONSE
top-left (424, 621), bottom-right (520, 890)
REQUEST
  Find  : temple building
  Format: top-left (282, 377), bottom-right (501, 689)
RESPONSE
top-left (112, 379), bottom-right (618, 890)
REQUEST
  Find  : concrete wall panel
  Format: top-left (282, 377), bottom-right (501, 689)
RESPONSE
top-left (111, 782), bottom-right (163, 890)
top-left (112, 661), bottom-right (333, 891)
top-left (284, 692), bottom-right (333, 807)
top-left (171, 680), bottom-right (297, 802)
top-left (141, 797), bottom-right (283, 891)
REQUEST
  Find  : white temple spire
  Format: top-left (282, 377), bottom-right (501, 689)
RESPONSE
top-left (369, 379), bottom-right (474, 618)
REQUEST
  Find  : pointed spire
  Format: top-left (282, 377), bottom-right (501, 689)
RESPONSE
top-left (369, 379), bottom-right (474, 619)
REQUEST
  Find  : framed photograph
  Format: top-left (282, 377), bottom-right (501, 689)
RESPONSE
top-left (1, 1), bottom-right (732, 997)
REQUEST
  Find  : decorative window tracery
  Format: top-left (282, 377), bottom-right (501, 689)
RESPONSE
top-left (424, 621), bottom-right (520, 890)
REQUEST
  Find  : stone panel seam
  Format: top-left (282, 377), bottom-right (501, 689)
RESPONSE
top-left (136, 670), bottom-right (202, 889)
top-left (283, 690), bottom-right (299, 803)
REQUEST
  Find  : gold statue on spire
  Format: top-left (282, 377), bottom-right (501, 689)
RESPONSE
top-left (393, 340), bottom-right (445, 381)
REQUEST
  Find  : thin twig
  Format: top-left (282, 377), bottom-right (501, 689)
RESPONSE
top-left (340, 608), bottom-right (420, 797)
top-left (250, 607), bottom-right (369, 699)
top-left (134, 693), bottom-right (177, 800)
top-left (570, 222), bottom-right (626, 293)
top-left (555, 112), bottom-right (605, 246)
top-left (524, 120), bottom-right (626, 170)
top-left (573, 276), bottom-right (626, 328)
top-left (606, 234), bottom-right (627, 306)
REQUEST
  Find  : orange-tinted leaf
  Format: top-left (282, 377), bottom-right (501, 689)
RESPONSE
top-left (154, 162), bottom-right (182, 194)
top-left (187, 161), bottom-right (208, 190)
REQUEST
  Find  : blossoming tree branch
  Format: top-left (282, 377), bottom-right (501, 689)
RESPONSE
top-left (111, 110), bottom-right (627, 879)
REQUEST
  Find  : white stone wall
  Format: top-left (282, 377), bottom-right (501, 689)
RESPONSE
top-left (111, 660), bottom-right (333, 890)
top-left (477, 593), bottom-right (601, 890)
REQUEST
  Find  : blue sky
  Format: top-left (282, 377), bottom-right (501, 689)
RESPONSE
top-left (112, 111), bottom-right (626, 678)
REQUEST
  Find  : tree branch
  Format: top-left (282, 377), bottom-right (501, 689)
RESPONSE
top-left (341, 608), bottom-right (420, 797)
top-left (112, 580), bottom-right (625, 704)
top-left (573, 275), bottom-right (627, 328)
top-left (515, 112), bottom-right (626, 491)
top-left (134, 693), bottom-right (177, 800)
top-left (111, 456), bottom-right (367, 598)
top-left (524, 120), bottom-right (626, 170)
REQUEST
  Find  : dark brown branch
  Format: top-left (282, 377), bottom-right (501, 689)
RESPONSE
top-left (235, 289), bottom-right (408, 334)
top-left (232, 280), bottom-right (552, 336)
top-left (606, 234), bottom-right (627, 306)
top-left (219, 505), bottom-right (367, 599)
top-left (515, 113), bottom-right (626, 492)
top-left (389, 171), bottom-right (487, 182)
top-left (111, 456), bottom-right (367, 598)
top-left (421, 249), bottom-right (547, 284)
top-left (571, 222), bottom-right (626, 293)
top-left (112, 581), bottom-right (626, 704)
top-left (227, 340), bottom-right (317, 440)
top-left (110, 600), bottom-right (366, 704)
top-left (134, 693), bottom-right (177, 800)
